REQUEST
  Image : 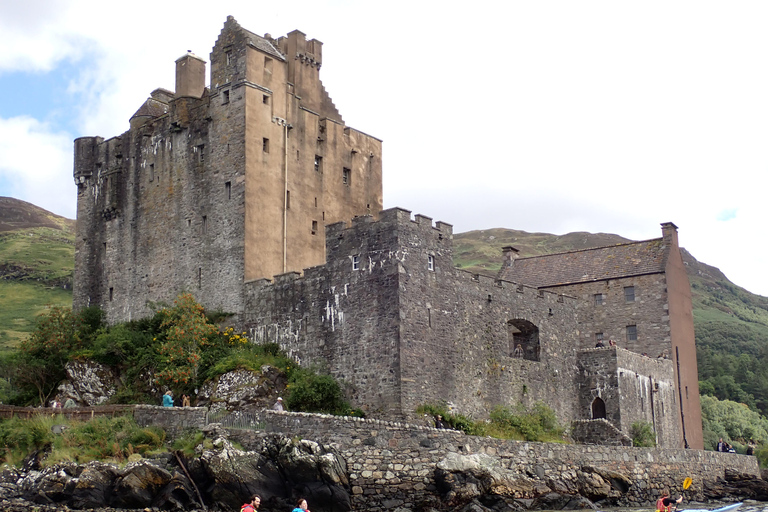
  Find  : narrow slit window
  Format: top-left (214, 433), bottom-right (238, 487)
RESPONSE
top-left (342, 167), bottom-right (351, 185)
top-left (428, 255), bottom-right (435, 271)
top-left (352, 255), bottom-right (360, 270)
top-left (286, 190), bottom-right (290, 209)
top-left (314, 155), bottom-right (322, 172)
top-left (202, 215), bottom-right (207, 235)
top-left (263, 138), bottom-right (270, 153)
top-left (222, 90), bottom-right (230, 104)
top-left (197, 144), bottom-right (205, 164)
top-left (225, 181), bottom-right (231, 200)
top-left (311, 220), bottom-right (318, 234)
top-left (109, 287), bottom-right (114, 301)
top-left (149, 163), bottom-right (155, 182)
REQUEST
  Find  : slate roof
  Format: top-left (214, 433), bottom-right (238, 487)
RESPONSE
top-left (499, 238), bottom-right (670, 288)
top-left (130, 98), bottom-right (169, 120)
top-left (241, 28), bottom-right (285, 61)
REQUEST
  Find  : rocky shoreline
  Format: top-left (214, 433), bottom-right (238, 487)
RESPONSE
top-left (2, 423), bottom-right (768, 512)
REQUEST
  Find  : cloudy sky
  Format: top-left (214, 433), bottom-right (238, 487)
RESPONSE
top-left (1, 1), bottom-right (766, 296)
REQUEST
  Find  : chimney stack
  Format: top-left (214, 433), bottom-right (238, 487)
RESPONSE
top-left (175, 52), bottom-right (206, 99)
top-left (502, 246), bottom-right (520, 267)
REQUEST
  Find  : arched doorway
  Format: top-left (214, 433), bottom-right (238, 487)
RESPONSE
top-left (591, 397), bottom-right (606, 419)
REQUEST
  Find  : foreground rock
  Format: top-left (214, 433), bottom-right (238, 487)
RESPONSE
top-left (0, 428), bottom-right (347, 512)
top-left (2, 428), bottom-right (766, 512)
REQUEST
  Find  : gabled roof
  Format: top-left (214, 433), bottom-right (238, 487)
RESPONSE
top-left (241, 27), bottom-right (285, 61)
top-left (130, 98), bottom-right (169, 121)
top-left (499, 238), bottom-right (670, 288)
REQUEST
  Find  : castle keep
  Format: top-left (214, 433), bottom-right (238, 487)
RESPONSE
top-left (73, 17), bottom-right (702, 449)
top-left (73, 16), bottom-right (382, 320)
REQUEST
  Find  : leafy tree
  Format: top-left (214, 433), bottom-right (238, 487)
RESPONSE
top-left (154, 293), bottom-right (217, 389)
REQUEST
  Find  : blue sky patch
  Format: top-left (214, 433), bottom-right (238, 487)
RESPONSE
top-left (717, 209), bottom-right (737, 222)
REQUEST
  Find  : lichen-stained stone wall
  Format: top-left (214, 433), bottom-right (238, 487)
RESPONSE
top-left (73, 90), bottom-right (247, 323)
top-left (244, 208), bottom-right (583, 424)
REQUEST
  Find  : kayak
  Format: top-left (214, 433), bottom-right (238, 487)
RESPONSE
top-left (679, 503), bottom-right (742, 512)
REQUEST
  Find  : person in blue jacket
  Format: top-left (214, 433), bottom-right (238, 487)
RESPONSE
top-left (292, 498), bottom-right (309, 512)
top-left (162, 391), bottom-right (174, 407)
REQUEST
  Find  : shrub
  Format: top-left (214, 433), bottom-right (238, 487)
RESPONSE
top-left (630, 421), bottom-right (657, 447)
top-left (285, 368), bottom-right (353, 415)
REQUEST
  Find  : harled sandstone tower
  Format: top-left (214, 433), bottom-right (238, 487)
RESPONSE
top-left (73, 17), bottom-right (382, 322)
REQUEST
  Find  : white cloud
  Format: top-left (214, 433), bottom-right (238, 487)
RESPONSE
top-left (1, 0), bottom-right (767, 295)
top-left (0, 116), bottom-right (74, 217)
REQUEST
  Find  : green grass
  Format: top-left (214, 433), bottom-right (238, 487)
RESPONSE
top-left (0, 414), bottom-right (165, 467)
top-left (0, 281), bottom-right (72, 351)
top-left (0, 227), bottom-right (74, 282)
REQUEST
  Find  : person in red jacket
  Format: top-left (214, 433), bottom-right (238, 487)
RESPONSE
top-left (242, 494), bottom-right (261, 512)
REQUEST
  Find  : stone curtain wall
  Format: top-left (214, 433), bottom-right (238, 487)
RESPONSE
top-left (225, 411), bottom-right (758, 510)
top-left (245, 208), bottom-right (585, 424)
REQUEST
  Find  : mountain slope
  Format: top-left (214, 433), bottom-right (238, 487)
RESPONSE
top-left (0, 198), bottom-right (74, 350)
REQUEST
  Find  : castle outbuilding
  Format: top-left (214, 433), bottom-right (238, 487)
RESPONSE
top-left (73, 17), bottom-right (701, 449)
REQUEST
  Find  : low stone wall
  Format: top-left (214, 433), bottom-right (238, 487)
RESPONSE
top-left (222, 411), bottom-right (758, 510)
top-left (133, 405), bottom-right (207, 436)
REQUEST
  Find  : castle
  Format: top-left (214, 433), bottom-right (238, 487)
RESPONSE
top-left (73, 17), bottom-right (702, 449)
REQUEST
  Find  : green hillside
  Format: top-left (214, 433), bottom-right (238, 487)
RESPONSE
top-left (0, 198), bottom-right (74, 351)
top-left (454, 228), bottom-right (768, 417)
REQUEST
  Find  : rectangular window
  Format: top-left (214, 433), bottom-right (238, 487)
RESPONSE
top-left (428, 255), bottom-right (435, 271)
top-left (198, 267), bottom-right (202, 289)
top-left (342, 167), bottom-right (351, 186)
top-left (263, 138), bottom-right (269, 153)
top-left (197, 144), bottom-right (205, 164)
top-left (109, 287), bottom-right (114, 301)
top-left (149, 163), bottom-right (155, 182)
top-left (222, 90), bottom-right (230, 104)
top-left (264, 56), bottom-right (273, 73)
top-left (595, 332), bottom-right (604, 343)
top-left (286, 190), bottom-right (290, 209)
top-left (263, 94), bottom-right (269, 104)
top-left (594, 293), bottom-right (603, 306)
top-left (314, 155), bottom-right (322, 172)
top-left (226, 51), bottom-right (233, 65)
top-left (624, 286), bottom-right (635, 302)
top-left (202, 215), bottom-right (207, 235)
top-left (225, 181), bottom-right (231, 200)
top-left (352, 255), bottom-right (360, 270)
top-left (311, 220), bottom-right (318, 234)
top-left (626, 325), bottom-right (638, 341)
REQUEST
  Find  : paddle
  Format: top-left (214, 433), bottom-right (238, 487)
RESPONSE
top-left (683, 477), bottom-right (692, 490)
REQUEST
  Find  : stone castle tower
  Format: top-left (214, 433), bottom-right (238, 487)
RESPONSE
top-left (73, 17), bottom-right (382, 322)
